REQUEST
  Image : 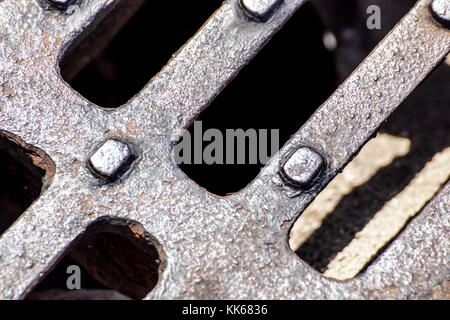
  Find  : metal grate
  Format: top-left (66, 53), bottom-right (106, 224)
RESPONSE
top-left (0, 0), bottom-right (449, 299)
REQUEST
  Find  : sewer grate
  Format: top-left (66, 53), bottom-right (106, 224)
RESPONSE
top-left (0, 0), bottom-right (448, 299)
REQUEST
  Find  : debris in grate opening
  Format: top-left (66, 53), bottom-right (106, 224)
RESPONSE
top-left (0, 131), bottom-right (55, 235)
top-left (178, 3), bottom-right (336, 196)
top-left (290, 60), bottom-right (450, 280)
top-left (60, 0), bottom-right (223, 109)
top-left (26, 218), bottom-right (165, 300)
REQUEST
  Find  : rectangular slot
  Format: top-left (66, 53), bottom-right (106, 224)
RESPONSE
top-left (60, 0), bottom-right (223, 109)
top-left (177, 3), bottom-right (336, 196)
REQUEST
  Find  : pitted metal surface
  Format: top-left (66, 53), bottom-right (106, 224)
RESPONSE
top-left (0, 0), bottom-right (448, 299)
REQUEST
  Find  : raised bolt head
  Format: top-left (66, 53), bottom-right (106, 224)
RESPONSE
top-left (430, 0), bottom-right (450, 28)
top-left (88, 139), bottom-right (134, 181)
top-left (44, 0), bottom-right (77, 10)
top-left (240, 0), bottom-right (283, 22)
top-left (280, 147), bottom-right (324, 188)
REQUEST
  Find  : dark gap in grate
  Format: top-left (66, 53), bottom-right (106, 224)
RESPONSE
top-left (177, 3), bottom-right (336, 196)
top-left (0, 131), bottom-right (55, 235)
top-left (60, 0), bottom-right (223, 109)
top-left (292, 0), bottom-right (447, 277)
top-left (313, 0), bottom-right (417, 84)
top-left (26, 218), bottom-right (165, 300)
top-left (26, 256), bottom-right (114, 298)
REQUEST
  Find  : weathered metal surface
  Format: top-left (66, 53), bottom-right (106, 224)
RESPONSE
top-left (0, 0), bottom-right (448, 299)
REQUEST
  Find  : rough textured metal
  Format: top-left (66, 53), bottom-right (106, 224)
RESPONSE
top-left (0, 0), bottom-right (448, 300)
top-left (88, 139), bottom-right (133, 180)
top-left (430, 0), bottom-right (450, 28)
top-left (280, 147), bottom-right (324, 188)
top-left (240, 0), bottom-right (283, 21)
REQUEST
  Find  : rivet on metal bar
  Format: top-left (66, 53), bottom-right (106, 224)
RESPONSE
top-left (430, 0), bottom-right (450, 28)
top-left (240, 0), bottom-right (283, 22)
top-left (44, 0), bottom-right (78, 10)
top-left (279, 147), bottom-right (324, 189)
top-left (88, 139), bottom-right (134, 181)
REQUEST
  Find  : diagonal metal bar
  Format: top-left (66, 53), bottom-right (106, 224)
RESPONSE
top-left (0, 0), bottom-right (448, 300)
top-left (244, 0), bottom-right (450, 227)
